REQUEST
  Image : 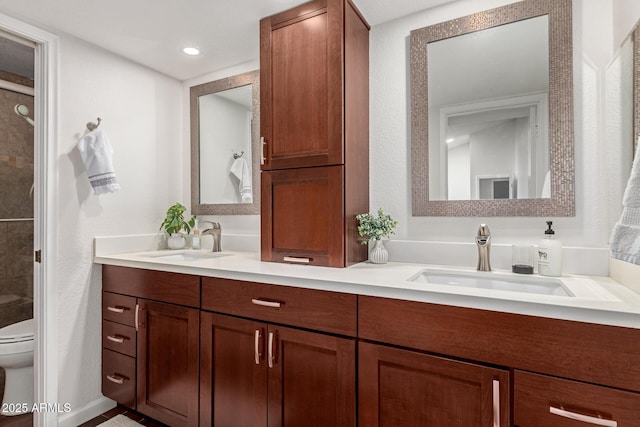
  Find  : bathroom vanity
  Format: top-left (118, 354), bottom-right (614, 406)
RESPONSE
top-left (97, 250), bottom-right (640, 427)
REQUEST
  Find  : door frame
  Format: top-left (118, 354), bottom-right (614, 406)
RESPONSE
top-left (0, 12), bottom-right (58, 426)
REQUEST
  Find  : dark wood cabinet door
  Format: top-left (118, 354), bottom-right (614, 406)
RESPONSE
top-left (136, 300), bottom-right (199, 427)
top-left (359, 341), bottom-right (509, 427)
top-left (260, 0), bottom-right (343, 170)
top-left (261, 166), bottom-right (345, 267)
top-left (200, 312), bottom-right (268, 427)
top-left (267, 325), bottom-right (356, 427)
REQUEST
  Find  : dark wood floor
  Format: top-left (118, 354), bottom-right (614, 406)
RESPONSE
top-left (0, 413), bottom-right (32, 427)
top-left (0, 405), bottom-right (167, 427)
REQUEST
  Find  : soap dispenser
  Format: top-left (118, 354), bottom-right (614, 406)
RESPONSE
top-left (538, 221), bottom-right (562, 276)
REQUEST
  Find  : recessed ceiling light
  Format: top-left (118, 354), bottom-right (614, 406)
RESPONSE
top-left (183, 47), bottom-right (200, 56)
top-left (446, 138), bottom-right (455, 143)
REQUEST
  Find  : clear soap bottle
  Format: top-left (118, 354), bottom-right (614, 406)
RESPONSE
top-left (192, 220), bottom-right (201, 250)
top-left (538, 221), bottom-right (562, 276)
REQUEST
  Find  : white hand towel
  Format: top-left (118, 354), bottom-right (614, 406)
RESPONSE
top-left (77, 129), bottom-right (120, 195)
top-left (230, 157), bottom-right (252, 203)
top-left (610, 139), bottom-right (640, 265)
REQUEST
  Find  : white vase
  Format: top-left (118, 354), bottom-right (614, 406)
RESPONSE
top-left (167, 233), bottom-right (186, 249)
top-left (369, 239), bottom-right (389, 264)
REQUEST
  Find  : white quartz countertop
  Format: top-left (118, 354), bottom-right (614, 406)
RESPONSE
top-left (94, 249), bottom-right (640, 329)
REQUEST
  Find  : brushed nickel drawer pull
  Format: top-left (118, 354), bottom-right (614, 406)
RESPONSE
top-left (106, 374), bottom-right (125, 385)
top-left (251, 299), bottom-right (281, 309)
top-left (261, 137), bottom-right (266, 165)
top-left (492, 379), bottom-right (500, 427)
top-left (550, 406), bottom-right (617, 427)
top-left (283, 256), bottom-right (310, 264)
top-left (106, 335), bottom-right (125, 344)
top-left (254, 329), bottom-right (262, 365)
top-left (107, 306), bottom-right (125, 313)
top-left (135, 304), bottom-right (140, 331)
top-left (268, 331), bottom-right (275, 368)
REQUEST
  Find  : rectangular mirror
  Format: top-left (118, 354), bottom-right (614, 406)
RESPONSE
top-left (190, 70), bottom-right (260, 215)
top-left (411, 0), bottom-right (575, 216)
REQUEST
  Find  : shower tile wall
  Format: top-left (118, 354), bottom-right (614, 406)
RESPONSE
top-left (0, 87), bottom-right (34, 329)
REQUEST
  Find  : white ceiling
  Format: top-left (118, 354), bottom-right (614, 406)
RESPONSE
top-left (0, 0), bottom-right (457, 81)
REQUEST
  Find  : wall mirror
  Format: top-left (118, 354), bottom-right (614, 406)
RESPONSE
top-left (411, 0), bottom-right (575, 216)
top-left (190, 70), bottom-right (260, 215)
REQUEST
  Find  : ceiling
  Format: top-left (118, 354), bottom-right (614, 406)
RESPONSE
top-left (0, 0), bottom-right (457, 81)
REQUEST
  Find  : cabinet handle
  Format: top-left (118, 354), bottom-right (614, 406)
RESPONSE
top-left (251, 298), bottom-right (281, 309)
top-left (283, 256), bottom-right (310, 264)
top-left (492, 379), bottom-right (500, 427)
top-left (135, 304), bottom-right (144, 331)
top-left (107, 306), bottom-right (125, 313)
top-left (550, 406), bottom-right (617, 427)
top-left (106, 335), bottom-right (125, 344)
top-left (268, 331), bottom-right (275, 368)
top-left (254, 329), bottom-right (262, 365)
top-left (106, 374), bottom-right (125, 385)
top-left (261, 137), bottom-right (266, 165)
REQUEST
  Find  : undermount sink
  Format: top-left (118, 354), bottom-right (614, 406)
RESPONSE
top-left (142, 251), bottom-right (231, 262)
top-left (408, 268), bottom-right (573, 297)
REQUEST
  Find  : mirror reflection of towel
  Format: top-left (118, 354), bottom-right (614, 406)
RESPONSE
top-left (77, 129), bottom-right (120, 195)
top-left (230, 158), bottom-right (252, 203)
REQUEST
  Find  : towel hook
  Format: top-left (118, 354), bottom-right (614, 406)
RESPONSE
top-left (233, 151), bottom-right (244, 159)
top-left (86, 117), bottom-right (102, 131)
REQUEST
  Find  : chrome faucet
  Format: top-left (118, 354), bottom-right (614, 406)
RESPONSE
top-left (476, 224), bottom-right (491, 271)
top-left (202, 222), bottom-right (222, 252)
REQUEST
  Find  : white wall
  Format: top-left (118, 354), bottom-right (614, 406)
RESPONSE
top-left (369, 0), bottom-right (634, 248)
top-left (56, 33), bottom-right (183, 415)
top-left (613, 0), bottom-right (640, 48)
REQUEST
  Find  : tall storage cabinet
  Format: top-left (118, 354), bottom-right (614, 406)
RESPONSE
top-left (260, 0), bottom-right (370, 267)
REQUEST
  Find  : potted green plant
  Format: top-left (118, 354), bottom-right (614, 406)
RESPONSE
top-left (160, 202), bottom-right (196, 249)
top-left (356, 208), bottom-right (398, 264)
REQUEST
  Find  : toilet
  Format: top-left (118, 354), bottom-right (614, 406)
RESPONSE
top-left (0, 318), bottom-right (34, 416)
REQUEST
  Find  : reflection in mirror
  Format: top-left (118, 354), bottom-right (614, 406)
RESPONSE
top-left (411, 0), bottom-right (575, 216)
top-left (190, 70), bottom-right (260, 215)
top-left (428, 16), bottom-right (549, 201)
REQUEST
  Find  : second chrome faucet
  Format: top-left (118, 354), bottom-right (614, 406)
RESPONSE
top-left (476, 224), bottom-right (491, 271)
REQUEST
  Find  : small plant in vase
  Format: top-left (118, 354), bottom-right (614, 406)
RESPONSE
top-left (160, 202), bottom-right (196, 249)
top-left (356, 208), bottom-right (398, 264)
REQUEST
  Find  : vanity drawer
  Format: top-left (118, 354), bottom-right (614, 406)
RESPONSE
top-left (358, 296), bottom-right (640, 392)
top-left (201, 277), bottom-right (357, 336)
top-left (102, 292), bottom-right (136, 326)
top-left (514, 370), bottom-right (640, 427)
top-left (102, 349), bottom-right (136, 409)
top-left (102, 320), bottom-right (136, 357)
top-left (103, 265), bottom-right (200, 308)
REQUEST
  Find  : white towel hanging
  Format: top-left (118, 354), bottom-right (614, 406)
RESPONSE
top-left (610, 138), bottom-right (640, 265)
top-left (230, 157), bottom-right (252, 203)
top-left (77, 129), bottom-right (120, 195)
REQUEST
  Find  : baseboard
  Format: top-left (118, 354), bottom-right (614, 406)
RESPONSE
top-left (58, 396), bottom-right (116, 427)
